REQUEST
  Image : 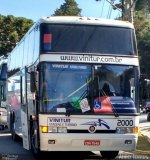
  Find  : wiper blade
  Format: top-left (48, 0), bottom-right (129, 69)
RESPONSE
top-left (67, 78), bottom-right (91, 98)
top-left (79, 90), bottom-right (88, 100)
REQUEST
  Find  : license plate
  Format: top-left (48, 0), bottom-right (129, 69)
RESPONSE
top-left (84, 140), bottom-right (100, 146)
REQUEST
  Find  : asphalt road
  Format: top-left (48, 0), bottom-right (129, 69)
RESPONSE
top-left (0, 131), bottom-right (102, 160)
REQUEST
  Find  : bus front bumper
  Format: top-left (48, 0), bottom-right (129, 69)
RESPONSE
top-left (39, 133), bottom-right (138, 151)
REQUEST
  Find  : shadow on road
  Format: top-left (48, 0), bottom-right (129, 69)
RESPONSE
top-left (0, 130), bottom-right (101, 160)
top-left (33, 151), bottom-right (100, 160)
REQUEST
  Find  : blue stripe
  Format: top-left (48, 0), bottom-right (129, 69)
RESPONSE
top-left (43, 43), bottom-right (52, 51)
top-left (110, 97), bottom-right (137, 113)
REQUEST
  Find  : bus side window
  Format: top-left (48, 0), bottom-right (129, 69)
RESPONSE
top-left (30, 71), bottom-right (36, 92)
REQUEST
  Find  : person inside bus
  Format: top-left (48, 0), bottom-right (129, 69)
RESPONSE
top-left (101, 83), bottom-right (116, 96)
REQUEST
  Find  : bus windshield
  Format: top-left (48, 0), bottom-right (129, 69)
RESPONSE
top-left (41, 24), bottom-right (137, 55)
top-left (39, 63), bottom-right (138, 114)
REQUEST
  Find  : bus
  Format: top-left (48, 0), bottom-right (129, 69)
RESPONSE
top-left (5, 16), bottom-right (140, 159)
top-left (0, 58), bottom-right (7, 130)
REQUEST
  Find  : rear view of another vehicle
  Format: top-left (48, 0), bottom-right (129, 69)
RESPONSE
top-left (0, 107), bottom-right (7, 130)
top-left (144, 102), bottom-right (150, 113)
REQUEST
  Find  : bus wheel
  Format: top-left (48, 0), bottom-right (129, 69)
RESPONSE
top-left (100, 151), bottom-right (119, 159)
top-left (31, 126), bottom-right (41, 158)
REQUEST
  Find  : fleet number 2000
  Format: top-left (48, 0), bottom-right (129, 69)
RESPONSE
top-left (117, 120), bottom-right (133, 126)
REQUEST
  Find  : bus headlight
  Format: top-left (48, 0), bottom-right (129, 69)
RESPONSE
top-left (116, 127), bottom-right (138, 134)
top-left (57, 127), bottom-right (67, 133)
top-left (48, 127), bottom-right (58, 133)
top-left (47, 127), bottom-right (67, 133)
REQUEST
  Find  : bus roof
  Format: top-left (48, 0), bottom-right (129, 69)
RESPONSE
top-left (37, 16), bottom-right (134, 29)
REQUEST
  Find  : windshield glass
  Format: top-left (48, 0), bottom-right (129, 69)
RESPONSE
top-left (39, 63), bottom-right (138, 114)
top-left (40, 24), bottom-right (136, 55)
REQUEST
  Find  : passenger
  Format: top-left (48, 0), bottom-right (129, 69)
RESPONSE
top-left (101, 83), bottom-right (115, 96)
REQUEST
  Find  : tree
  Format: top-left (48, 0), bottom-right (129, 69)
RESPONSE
top-left (0, 15), bottom-right (33, 57)
top-left (53, 0), bottom-right (81, 16)
top-left (134, 12), bottom-right (150, 77)
top-left (135, 0), bottom-right (150, 17)
top-left (112, 1), bottom-right (150, 77)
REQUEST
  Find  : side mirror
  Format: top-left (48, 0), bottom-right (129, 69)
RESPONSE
top-left (30, 71), bottom-right (36, 92)
top-left (0, 63), bottom-right (7, 81)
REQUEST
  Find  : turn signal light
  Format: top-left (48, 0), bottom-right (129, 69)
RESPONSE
top-left (41, 126), bottom-right (48, 133)
top-left (133, 127), bottom-right (138, 134)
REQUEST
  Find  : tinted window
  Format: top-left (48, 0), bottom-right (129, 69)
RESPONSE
top-left (39, 63), bottom-right (139, 114)
top-left (41, 24), bottom-right (136, 55)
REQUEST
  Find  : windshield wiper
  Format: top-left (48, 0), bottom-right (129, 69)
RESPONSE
top-left (67, 78), bottom-right (91, 98)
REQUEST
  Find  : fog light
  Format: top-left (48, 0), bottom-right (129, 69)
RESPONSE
top-left (125, 140), bottom-right (132, 144)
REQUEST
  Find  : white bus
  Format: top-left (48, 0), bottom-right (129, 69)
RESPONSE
top-left (6, 16), bottom-right (140, 159)
top-left (0, 59), bottom-right (7, 130)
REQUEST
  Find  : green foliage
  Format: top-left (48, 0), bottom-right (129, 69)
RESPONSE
top-left (134, 11), bottom-right (150, 76)
top-left (53, 0), bottom-right (81, 16)
top-left (0, 15), bottom-right (33, 57)
top-left (135, 0), bottom-right (150, 13)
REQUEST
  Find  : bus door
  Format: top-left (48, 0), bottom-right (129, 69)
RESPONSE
top-left (21, 68), bottom-right (30, 150)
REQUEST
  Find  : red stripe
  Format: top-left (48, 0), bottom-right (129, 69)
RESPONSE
top-left (44, 34), bottom-right (52, 43)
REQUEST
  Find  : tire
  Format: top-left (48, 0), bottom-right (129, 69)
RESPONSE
top-left (147, 112), bottom-right (150, 122)
top-left (30, 126), bottom-right (41, 159)
top-left (100, 151), bottom-right (119, 159)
